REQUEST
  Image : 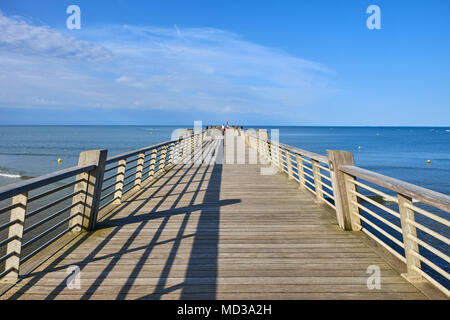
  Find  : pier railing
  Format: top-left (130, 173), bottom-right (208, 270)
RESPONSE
top-left (0, 131), bottom-right (205, 283)
top-left (244, 129), bottom-right (334, 209)
top-left (245, 129), bottom-right (450, 297)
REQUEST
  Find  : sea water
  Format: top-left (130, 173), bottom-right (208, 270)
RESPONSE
top-left (1, 126), bottom-right (449, 194)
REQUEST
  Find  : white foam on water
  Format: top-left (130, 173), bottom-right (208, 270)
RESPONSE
top-left (0, 172), bottom-right (22, 179)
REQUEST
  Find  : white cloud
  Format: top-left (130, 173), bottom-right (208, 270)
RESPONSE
top-left (0, 12), bottom-right (336, 118)
top-left (0, 13), bottom-right (112, 61)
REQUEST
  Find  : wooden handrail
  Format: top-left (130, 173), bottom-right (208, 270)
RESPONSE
top-left (245, 129), bottom-right (449, 296)
top-left (339, 165), bottom-right (450, 212)
top-left (0, 164), bottom-right (95, 202)
top-left (0, 129), bottom-right (208, 283)
top-left (105, 132), bottom-right (202, 165)
top-left (246, 132), bottom-right (328, 163)
top-left (279, 143), bottom-right (328, 164)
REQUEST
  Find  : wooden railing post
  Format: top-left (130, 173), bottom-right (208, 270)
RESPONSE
top-left (113, 159), bottom-right (127, 205)
top-left (256, 135), bottom-right (260, 155)
top-left (148, 149), bottom-right (157, 180)
top-left (326, 150), bottom-right (361, 231)
top-left (263, 140), bottom-right (268, 160)
top-left (70, 149), bottom-right (107, 232)
top-left (296, 154), bottom-right (305, 189)
top-left (397, 193), bottom-right (422, 281)
top-left (174, 140), bottom-right (179, 162)
top-left (277, 145), bottom-right (283, 171)
top-left (260, 139), bottom-right (267, 163)
top-left (180, 139), bottom-right (185, 161)
top-left (168, 142), bottom-right (175, 165)
top-left (1, 193), bottom-right (28, 283)
top-left (187, 136), bottom-right (191, 158)
top-left (287, 150), bottom-right (294, 179)
top-left (311, 159), bottom-right (323, 203)
top-left (180, 138), bottom-right (185, 159)
top-left (176, 140), bottom-right (181, 163)
top-left (192, 135), bottom-right (197, 156)
top-left (167, 143), bottom-right (172, 166)
top-left (134, 152), bottom-right (145, 190)
top-left (160, 145), bottom-right (168, 171)
top-left (185, 137), bottom-right (191, 163)
top-left (183, 137), bottom-right (190, 164)
top-left (269, 142), bottom-right (275, 164)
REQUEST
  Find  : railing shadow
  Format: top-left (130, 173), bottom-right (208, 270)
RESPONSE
top-left (138, 146), bottom-right (225, 299)
top-left (2, 139), bottom-right (220, 299)
top-left (76, 139), bottom-right (226, 299)
top-left (2, 155), bottom-right (192, 299)
top-left (3, 137), bottom-right (237, 300)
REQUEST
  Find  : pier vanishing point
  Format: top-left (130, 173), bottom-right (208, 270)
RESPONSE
top-left (0, 127), bottom-right (449, 300)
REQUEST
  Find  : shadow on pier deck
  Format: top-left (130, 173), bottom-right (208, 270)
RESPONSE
top-left (0, 138), bottom-right (442, 300)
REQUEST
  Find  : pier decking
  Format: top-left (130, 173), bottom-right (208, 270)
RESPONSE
top-left (0, 133), bottom-right (446, 300)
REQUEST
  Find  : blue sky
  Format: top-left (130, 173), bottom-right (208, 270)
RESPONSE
top-left (0, 0), bottom-right (449, 125)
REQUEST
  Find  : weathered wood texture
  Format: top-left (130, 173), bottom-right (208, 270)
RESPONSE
top-left (339, 165), bottom-right (450, 212)
top-left (0, 137), bottom-right (433, 300)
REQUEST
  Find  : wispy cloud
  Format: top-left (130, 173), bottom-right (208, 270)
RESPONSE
top-left (0, 13), bottom-right (112, 61)
top-left (0, 12), bottom-right (335, 118)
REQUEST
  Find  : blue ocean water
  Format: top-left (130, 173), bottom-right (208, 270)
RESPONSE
top-left (1, 126), bottom-right (449, 193)
top-left (261, 126), bottom-right (450, 196)
top-left (0, 126), bottom-right (181, 187)
top-left (0, 126), bottom-right (449, 194)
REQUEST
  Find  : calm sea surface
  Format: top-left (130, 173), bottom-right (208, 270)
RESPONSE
top-left (263, 126), bottom-right (450, 196)
top-left (0, 126), bottom-right (449, 194)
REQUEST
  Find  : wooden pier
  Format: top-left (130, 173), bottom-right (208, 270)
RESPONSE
top-left (0, 128), bottom-right (448, 299)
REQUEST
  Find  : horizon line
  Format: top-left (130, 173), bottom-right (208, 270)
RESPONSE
top-left (0, 124), bottom-right (449, 128)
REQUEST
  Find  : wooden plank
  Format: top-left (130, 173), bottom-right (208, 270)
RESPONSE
top-left (0, 138), bottom-right (434, 300)
top-left (5, 292), bottom-right (427, 300)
